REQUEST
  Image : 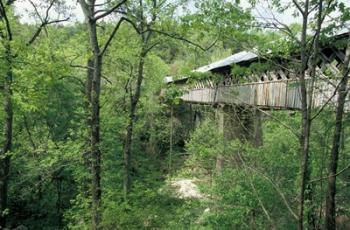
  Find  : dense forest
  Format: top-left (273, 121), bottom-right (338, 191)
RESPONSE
top-left (0, 0), bottom-right (350, 229)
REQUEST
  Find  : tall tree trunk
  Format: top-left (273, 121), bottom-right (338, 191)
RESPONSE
top-left (325, 36), bottom-right (350, 230)
top-left (168, 105), bottom-right (173, 175)
top-left (91, 45), bottom-right (102, 230)
top-left (85, 58), bottom-right (94, 122)
top-left (55, 176), bottom-right (62, 229)
top-left (215, 104), bottom-right (225, 175)
top-left (79, 0), bottom-right (126, 226)
top-left (298, 1), bottom-right (311, 229)
top-left (81, 58), bottom-right (94, 200)
top-left (84, 58), bottom-right (93, 167)
top-left (123, 45), bottom-right (147, 200)
top-left (305, 1), bottom-right (323, 228)
top-left (0, 43), bottom-right (13, 228)
top-left (86, 18), bottom-right (103, 229)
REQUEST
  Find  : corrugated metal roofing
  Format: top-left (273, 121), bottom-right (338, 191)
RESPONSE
top-left (164, 50), bottom-right (258, 83)
top-left (194, 51), bottom-right (258, 73)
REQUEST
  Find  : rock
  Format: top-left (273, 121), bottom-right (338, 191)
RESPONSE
top-left (204, 208), bottom-right (210, 213)
top-left (170, 179), bottom-right (203, 199)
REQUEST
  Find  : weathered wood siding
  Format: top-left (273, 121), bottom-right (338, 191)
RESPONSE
top-left (181, 78), bottom-right (347, 110)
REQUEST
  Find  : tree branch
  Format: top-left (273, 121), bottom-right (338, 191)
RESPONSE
top-left (149, 29), bottom-right (217, 51)
top-left (0, 0), bottom-right (12, 40)
top-left (310, 162), bottom-right (350, 183)
top-left (26, 0), bottom-right (70, 45)
top-left (292, 0), bottom-right (304, 14)
top-left (245, 164), bottom-right (299, 220)
top-left (100, 17), bottom-right (126, 56)
top-left (94, 0), bottom-right (127, 21)
top-left (143, 41), bottom-right (159, 55)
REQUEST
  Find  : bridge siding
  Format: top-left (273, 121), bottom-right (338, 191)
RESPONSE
top-left (181, 79), bottom-right (344, 110)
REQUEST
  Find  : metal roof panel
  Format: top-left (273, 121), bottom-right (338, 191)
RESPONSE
top-left (194, 51), bottom-right (258, 73)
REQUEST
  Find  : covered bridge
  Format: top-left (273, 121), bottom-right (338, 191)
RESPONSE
top-left (166, 32), bottom-right (349, 111)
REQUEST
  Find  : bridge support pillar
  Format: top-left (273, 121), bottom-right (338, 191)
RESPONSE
top-left (215, 104), bottom-right (263, 173)
top-left (217, 105), bottom-right (262, 146)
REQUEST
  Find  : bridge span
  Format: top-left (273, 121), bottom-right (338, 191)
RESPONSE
top-left (167, 32), bottom-right (349, 111)
top-left (164, 32), bottom-right (349, 153)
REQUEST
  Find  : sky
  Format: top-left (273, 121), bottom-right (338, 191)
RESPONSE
top-left (14, 0), bottom-right (85, 24)
top-left (13, 0), bottom-right (301, 25)
top-left (13, 0), bottom-right (350, 28)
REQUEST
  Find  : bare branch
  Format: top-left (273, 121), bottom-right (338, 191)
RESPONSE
top-left (100, 17), bottom-right (125, 56)
top-left (292, 0), bottom-right (304, 15)
top-left (245, 164), bottom-right (299, 220)
top-left (310, 80), bottom-right (341, 121)
top-left (236, 151), bottom-right (276, 227)
top-left (26, 0), bottom-right (70, 45)
top-left (123, 17), bottom-right (141, 34)
top-left (44, 0), bottom-right (55, 20)
top-left (143, 41), bottom-right (159, 55)
top-left (150, 29), bottom-right (217, 51)
top-left (310, 162), bottom-right (350, 183)
top-left (46, 17), bottom-right (70, 25)
top-left (94, 0), bottom-right (127, 21)
top-left (28, 0), bottom-right (44, 22)
top-left (70, 63), bottom-right (112, 84)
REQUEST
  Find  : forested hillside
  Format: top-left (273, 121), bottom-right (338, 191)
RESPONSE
top-left (0, 0), bottom-right (349, 229)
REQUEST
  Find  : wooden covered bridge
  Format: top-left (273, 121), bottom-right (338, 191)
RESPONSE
top-left (166, 35), bottom-right (349, 110)
top-left (165, 32), bottom-right (349, 147)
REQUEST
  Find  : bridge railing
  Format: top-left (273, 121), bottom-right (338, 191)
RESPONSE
top-left (181, 78), bottom-right (347, 110)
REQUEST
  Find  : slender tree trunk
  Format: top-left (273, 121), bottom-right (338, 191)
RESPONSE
top-left (123, 114), bottom-right (133, 200)
top-left (123, 45), bottom-right (147, 200)
top-left (55, 176), bottom-right (62, 229)
top-left (298, 1), bottom-right (311, 229)
top-left (84, 58), bottom-right (93, 166)
top-left (0, 43), bottom-right (13, 229)
top-left (91, 52), bottom-right (102, 230)
top-left (169, 105), bottom-right (173, 175)
top-left (79, 0), bottom-right (126, 226)
top-left (325, 37), bottom-right (350, 230)
top-left (86, 18), bottom-right (103, 229)
top-left (86, 58), bottom-right (94, 117)
top-left (215, 105), bottom-right (224, 175)
top-left (304, 2), bottom-right (323, 228)
top-left (81, 58), bottom-right (94, 201)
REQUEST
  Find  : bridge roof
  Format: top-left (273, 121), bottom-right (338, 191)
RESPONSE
top-left (194, 51), bottom-right (258, 73)
top-left (165, 30), bottom-right (349, 84)
top-left (164, 51), bottom-right (258, 83)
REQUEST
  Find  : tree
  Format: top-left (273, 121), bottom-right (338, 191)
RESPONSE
top-left (120, 0), bottom-right (177, 201)
top-left (0, 1), bottom-right (14, 227)
top-left (325, 32), bottom-right (350, 230)
top-left (250, 1), bottom-right (346, 228)
top-left (1, 0), bottom-right (67, 226)
top-left (77, 0), bottom-right (127, 228)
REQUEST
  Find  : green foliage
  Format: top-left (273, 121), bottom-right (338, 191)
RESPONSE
top-left (187, 72), bottom-right (222, 83)
top-left (179, 112), bottom-right (300, 229)
top-left (2, 1), bottom-right (350, 229)
top-left (186, 119), bottom-right (222, 162)
top-left (163, 84), bottom-right (184, 105)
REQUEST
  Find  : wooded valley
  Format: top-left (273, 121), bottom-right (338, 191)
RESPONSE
top-left (0, 0), bottom-right (350, 229)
